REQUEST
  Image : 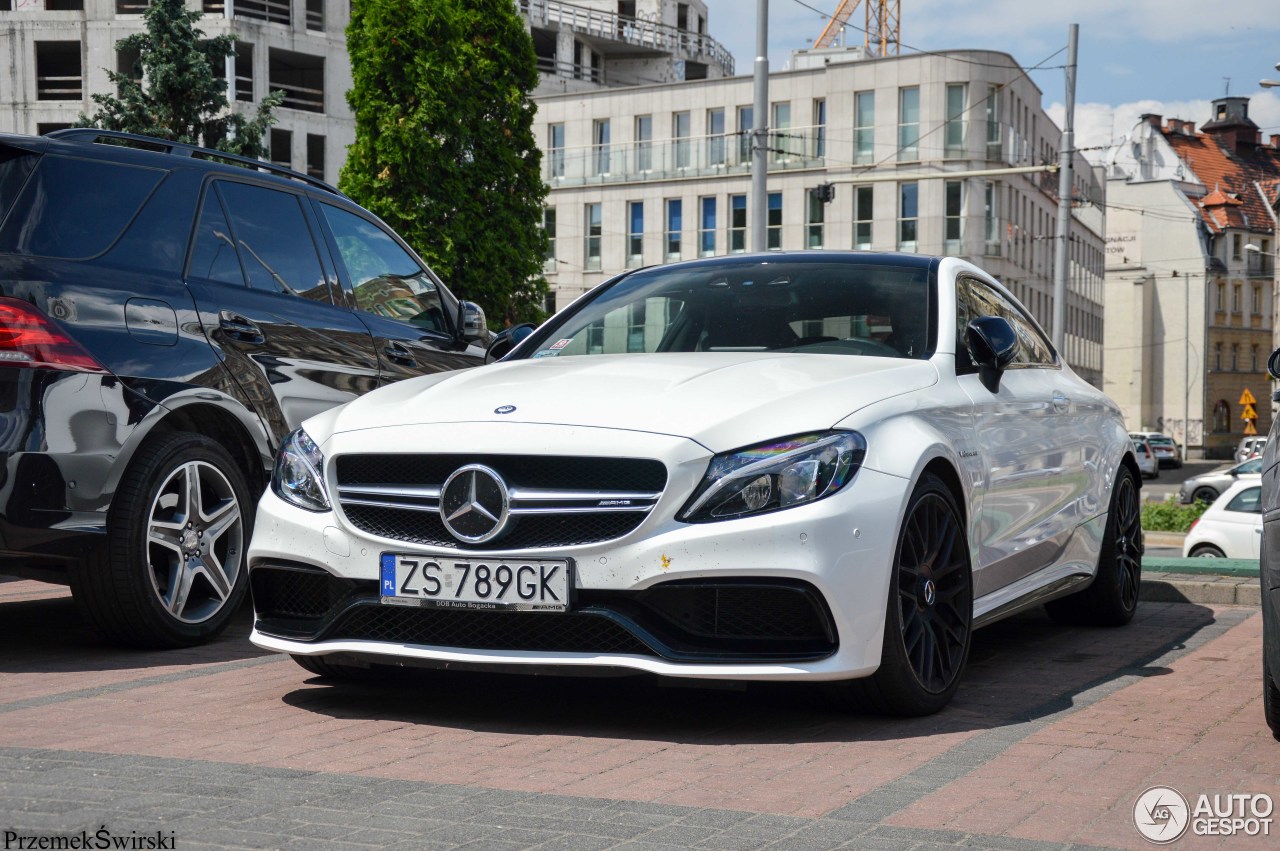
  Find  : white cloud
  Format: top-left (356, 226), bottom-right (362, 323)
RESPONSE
top-left (1047, 90), bottom-right (1280, 161)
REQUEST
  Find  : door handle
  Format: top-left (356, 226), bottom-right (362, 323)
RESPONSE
top-left (217, 311), bottom-right (264, 344)
top-left (383, 343), bottom-right (419, 369)
top-left (1052, 392), bottom-right (1070, 412)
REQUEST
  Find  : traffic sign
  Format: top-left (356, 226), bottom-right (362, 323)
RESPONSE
top-left (1243, 404), bottom-right (1258, 421)
top-left (1245, 421), bottom-right (1259, 435)
top-left (1239, 388), bottom-right (1257, 406)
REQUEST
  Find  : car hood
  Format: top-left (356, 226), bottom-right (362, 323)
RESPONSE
top-left (321, 352), bottom-right (939, 452)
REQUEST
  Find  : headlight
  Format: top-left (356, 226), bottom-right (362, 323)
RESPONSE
top-left (679, 431), bottom-right (865, 523)
top-left (270, 428), bottom-right (330, 512)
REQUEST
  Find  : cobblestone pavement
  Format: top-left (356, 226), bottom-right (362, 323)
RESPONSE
top-left (0, 578), bottom-right (1276, 850)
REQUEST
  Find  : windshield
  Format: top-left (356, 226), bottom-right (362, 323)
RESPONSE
top-left (528, 259), bottom-right (933, 360)
top-left (1237, 458), bottom-right (1263, 474)
top-left (1147, 437), bottom-right (1174, 447)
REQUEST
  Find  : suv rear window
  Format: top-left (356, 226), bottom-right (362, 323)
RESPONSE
top-left (0, 146), bottom-right (38, 226)
top-left (0, 154), bottom-right (164, 259)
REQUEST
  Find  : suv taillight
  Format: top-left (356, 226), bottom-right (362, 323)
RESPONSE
top-left (0, 297), bottom-right (107, 373)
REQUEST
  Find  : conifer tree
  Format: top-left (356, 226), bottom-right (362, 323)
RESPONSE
top-left (342, 0), bottom-right (550, 325)
top-left (78, 0), bottom-right (281, 158)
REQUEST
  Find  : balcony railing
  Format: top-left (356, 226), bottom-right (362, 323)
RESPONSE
top-left (1247, 255), bottom-right (1274, 278)
top-left (545, 127), bottom-right (824, 186)
top-left (37, 75), bottom-right (83, 101)
top-left (274, 81), bottom-right (324, 112)
top-left (519, 0), bottom-right (734, 77)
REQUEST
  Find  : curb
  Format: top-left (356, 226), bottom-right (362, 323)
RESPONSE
top-left (1140, 570), bottom-right (1260, 606)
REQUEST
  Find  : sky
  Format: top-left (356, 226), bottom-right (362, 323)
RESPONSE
top-left (701, 0), bottom-right (1280, 156)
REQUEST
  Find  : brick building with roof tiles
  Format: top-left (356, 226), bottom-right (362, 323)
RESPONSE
top-left (1103, 96), bottom-right (1280, 459)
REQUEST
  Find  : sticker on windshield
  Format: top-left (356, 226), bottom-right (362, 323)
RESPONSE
top-left (532, 350), bottom-right (559, 358)
top-left (550, 338), bottom-right (573, 350)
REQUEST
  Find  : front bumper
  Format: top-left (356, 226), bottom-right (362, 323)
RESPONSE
top-left (248, 455), bottom-right (912, 682)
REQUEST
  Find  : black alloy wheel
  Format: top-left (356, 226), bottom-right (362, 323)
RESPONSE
top-left (1192, 486), bottom-right (1218, 504)
top-left (1046, 466), bottom-right (1142, 627)
top-left (834, 473), bottom-right (972, 716)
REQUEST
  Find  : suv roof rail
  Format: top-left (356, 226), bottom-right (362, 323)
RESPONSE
top-left (46, 128), bottom-right (347, 198)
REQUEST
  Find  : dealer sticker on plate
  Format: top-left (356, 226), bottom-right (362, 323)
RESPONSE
top-left (380, 553), bottom-right (570, 611)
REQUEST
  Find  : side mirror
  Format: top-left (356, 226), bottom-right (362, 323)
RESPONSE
top-left (1268, 347), bottom-right (1280, 380)
top-left (485, 322), bottom-right (535, 364)
top-left (965, 316), bottom-right (1018, 392)
top-left (460, 301), bottom-right (488, 342)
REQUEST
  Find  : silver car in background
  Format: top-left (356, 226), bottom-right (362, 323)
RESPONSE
top-left (1132, 439), bottom-right (1158, 479)
top-left (1179, 457), bottom-right (1263, 504)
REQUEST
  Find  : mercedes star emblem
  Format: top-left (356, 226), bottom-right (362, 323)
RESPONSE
top-left (439, 464), bottom-right (510, 543)
top-left (494, 405), bottom-right (516, 414)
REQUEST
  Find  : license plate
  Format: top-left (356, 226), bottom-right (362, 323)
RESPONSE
top-left (379, 554), bottom-right (570, 612)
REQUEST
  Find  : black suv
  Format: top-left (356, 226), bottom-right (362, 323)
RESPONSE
top-left (0, 129), bottom-right (489, 647)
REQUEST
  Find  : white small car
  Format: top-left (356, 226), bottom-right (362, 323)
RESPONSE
top-left (247, 253), bottom-right (1141, 716)
top-left (1132, 439), bottom-right (1158, 479)
top-left (1182, 479), bottom-right (1262, 558)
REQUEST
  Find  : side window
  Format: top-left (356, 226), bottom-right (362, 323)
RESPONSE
top-left (954, 278), bottom-right (975, 371)
top-left (1225, 486), bottom-right (1262, 514)
top-left (963, 278), bottom-right (1056, 367)
top-left (1238, 458), bottom-right (1264, 475)
top-left (216, 181), bottom-right (331, 302)
top-left (188, 188), bottom-right (246, 286)
top-left (319, 203), bottom-right (447, 334)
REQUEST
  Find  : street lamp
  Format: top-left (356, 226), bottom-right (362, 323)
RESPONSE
top-left (1262, 60), bottom-right (1280, 88)
top-left (1246, 241), bottom-right (1279, 409)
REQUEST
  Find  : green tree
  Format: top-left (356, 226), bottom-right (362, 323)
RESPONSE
top-left (77, 0), bottom-right (281, 159)
top-left (342, 0), bottom-right (549, 326)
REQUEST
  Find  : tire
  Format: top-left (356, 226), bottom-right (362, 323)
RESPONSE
top-left (291, 654), bottom-right (381, 681)
top-left (1189, 544), bottom-right (1226, 558)
top-left (1045, 466), bottom-right (1141, 627)
top-left (833, 473), bottom-right (973, 716)
top-left (1192, 486), bottom-right (1218, 504)
top-left (70, 431), bottom-right (252, 648)
top-left (1266, 656), bottom-right (1280, 741)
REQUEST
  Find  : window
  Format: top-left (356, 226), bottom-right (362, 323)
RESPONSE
top-left (959, 277), bottom-right (1056, 368)
top-left (1215, 342), bottom-right (1223, 370)
top-left (218, 183), bottom-right (327, 300)
top-left (813, 98), bottom-right (826, 158)
top-left (593, 120), bottom-right (611, 176)
top-left (985, 84), bottom-right (1002, 160)
top-left (666, 199), bottom-right (683, 260)
top-left (1233, 233), bottom-right (1243, 260)
top-left (737, 106), bottom-right (753, 162)
top-left (1213, 399), bottom-right (1230, 431)
top-left (699, 196), bottom-right (716, 257)
top-left (707, 109), bottom-right (725, 166)
top-left (0, 156), bottom-right (162, 259)
top-left (542, 207), bottom-right (557, 274)
top-left (1233, 284), bottom-right (1242, 313)
top-left (635, 115), bottom-right (653, 172)
top-left (854, 91), bottom-right (874, 164)
top-left (585, 203), bottom-right (602, 271)
top-left (767, 192), bottom-right (782, 250)
top-left (36, 41), bottom-right (82, 101)
top-left (771, 102), bottom-right (792, 162)
top-left (1226, 486), bottom-right (1262, 514)
top-left (116, 46), bottom-right (141, 95)
top-left (984, 181), bottom-right (1000, 255)
top-left (898, 182), bottom-right (918, 251)
top-left (854, 186), bottom-right (873, 250)
top-left (269, 49), bottom-right (324, 112)
top-left (269, 129), bottom-right (292, 170)
top-left (548, 124), bottom-right (565, 178)
top-left (1217, 282), bottom-right (1225, 312)
top-left (321, 204), bottom-right (452, 328)
top-left (305, 0), bottom-right (323, 31)
top-left (674, 111), bottom-right (691, 169)
top-left (189, 191), bottom-right (246, 287)
top-left (945, 84), bottom-right (966, 158)
top-left (627, 201), bottom-right (644, 267)
top-left (306, 134), bottom-right (325, 180)
top-left (944, 180), bottom-right (963, 252)
top-left (729, 194), bottom-right (747, 252)
top-left (1231, 343), bottom-right (1239, 371)
top-left (807, 190), bottom-right (824, 249)
top-left (1253, 344), bottom-right (1260, 372)
top-left (1253, 285), bottom-right (1262, 315)
top-left (898, 87), bottom-right (919, 161)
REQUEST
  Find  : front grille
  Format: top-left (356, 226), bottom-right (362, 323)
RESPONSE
top-left (635, 583), bottom-right (834, 642)
top-left (323, 605), bottom-right (655, 656)
top-left (337, 454), bottom-right (667, 492)
top-left (334, 453), bottom-right (668, 549)
top-left (341, 504), bottom-right (649, 549)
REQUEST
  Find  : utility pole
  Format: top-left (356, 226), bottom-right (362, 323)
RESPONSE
top-left (751, 0), bottom-right (769, 252)
top-left (1051, 23), bottom-right (1078, 352)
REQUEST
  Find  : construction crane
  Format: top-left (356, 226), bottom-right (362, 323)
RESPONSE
top-left (813, 0), bottom-right (900, 56)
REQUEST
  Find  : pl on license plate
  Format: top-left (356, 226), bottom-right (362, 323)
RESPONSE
top-left (380, 554), bottom-right (570, 612)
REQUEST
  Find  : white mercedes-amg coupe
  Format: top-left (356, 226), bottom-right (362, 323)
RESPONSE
top-left (248, 252), bottom-right (1141, 715)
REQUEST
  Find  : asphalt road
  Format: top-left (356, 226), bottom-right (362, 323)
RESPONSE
top-left (0, 579), bottom-right (1275, 850)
